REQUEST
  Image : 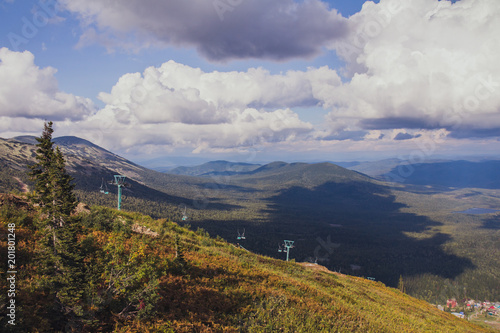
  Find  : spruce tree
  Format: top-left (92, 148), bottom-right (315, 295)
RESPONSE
top-left (29, 121), bottom-right (56, 215)
top-left (29, 121), bottom-right (76, 232)
top-left (28, 121), bottom-right (83, 328)
top-left (53, 146), bottom-right (77, 218)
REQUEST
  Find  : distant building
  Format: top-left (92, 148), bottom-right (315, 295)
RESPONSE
top-left (447, 299), bottom-right (457, 308)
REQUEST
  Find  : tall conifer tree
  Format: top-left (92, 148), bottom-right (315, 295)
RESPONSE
top-left (28, 122), bottom-right (83, 327)
top-left (29, 121), bottom-right (76, 230)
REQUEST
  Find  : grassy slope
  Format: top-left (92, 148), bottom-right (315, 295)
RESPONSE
top-left (0, 195), bottom-right (493, 332)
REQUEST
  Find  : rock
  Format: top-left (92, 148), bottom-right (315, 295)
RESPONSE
top-left (73, 202), bottom-right (91, 215)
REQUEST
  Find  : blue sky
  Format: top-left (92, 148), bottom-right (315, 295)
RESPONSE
top-left (1, 0), bottom-right (499, 166)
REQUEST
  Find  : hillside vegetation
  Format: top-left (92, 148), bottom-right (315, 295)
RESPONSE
top-left (0, 194), bottom-right (493, 332)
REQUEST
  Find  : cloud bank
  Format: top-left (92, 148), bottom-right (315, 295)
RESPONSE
top-left (60, 0), bottom-right (348, 61)
top-left (83, 61), bottom-right (341, 151)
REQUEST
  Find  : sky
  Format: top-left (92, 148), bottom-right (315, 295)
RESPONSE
top-left (0, 0), bottom-right (499, 167)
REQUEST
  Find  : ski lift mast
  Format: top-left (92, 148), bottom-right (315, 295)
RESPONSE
top-left (278, 240), bottom-right (294, 262)
top-left (112, 175), bottom-right (126, 210)
top-left (182, 206), bottom-right (188, 221)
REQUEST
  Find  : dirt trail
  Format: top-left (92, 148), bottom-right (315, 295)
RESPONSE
top-left (13, 177), bottom-right (29, 193)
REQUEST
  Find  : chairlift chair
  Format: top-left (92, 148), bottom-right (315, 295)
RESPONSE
top-left (100, 178), bottom-right (109, 194)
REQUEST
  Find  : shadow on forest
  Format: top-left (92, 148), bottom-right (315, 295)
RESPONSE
top-left (260, 181), bottom-right (475, 287)
top-left (481, 214), bottom-right (500, 230)
top-left (197, 181), bottom-right (261, 193)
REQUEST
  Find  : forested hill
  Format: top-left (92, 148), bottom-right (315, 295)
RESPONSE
top-left (231, 161), bottom-right (372, 188)
top-left (0, 194), bottom-right (494, 332)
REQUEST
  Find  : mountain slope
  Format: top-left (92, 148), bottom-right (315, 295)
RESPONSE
top-left (0, 137), bottom-right (214, 221)
top-left (0, 195), bottom-right (493, 332)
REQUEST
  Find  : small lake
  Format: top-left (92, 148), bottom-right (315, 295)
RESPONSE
top-left (453, 208), bottom-right (500, 215)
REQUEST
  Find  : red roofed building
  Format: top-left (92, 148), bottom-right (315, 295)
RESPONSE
top-left (447, 299), bottom-right (457, 308)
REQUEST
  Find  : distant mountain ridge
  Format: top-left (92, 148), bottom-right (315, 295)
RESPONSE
top-left (168, 160), bottom-right (261, 177)
top-left (382, 160), bottom-right (500, 189)
top-left (231, 161), bottom-right (372, 190)
top-left (10, 135), bottom-right (39, 145)
top-left (166, 157), bottom-right (500, 190)
top-left (343, 158), bottom-right (403, 177)
top-left (54, 135), bottom-right (108, 149)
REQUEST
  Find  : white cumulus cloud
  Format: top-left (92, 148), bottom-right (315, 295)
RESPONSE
top-left (325, 0), bottom-right (500, 139)
top-left (79, 61), bottom-right (330, 151)
top-left (0, 47), bottom-right (95, 122)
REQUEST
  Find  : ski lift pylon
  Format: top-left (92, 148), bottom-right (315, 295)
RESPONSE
top-left (111, 175), bottom-right (126, 210)
top-left (279, 240), bottom-right (294, 261)
top-left (180, 204), bottom-right (188, 221)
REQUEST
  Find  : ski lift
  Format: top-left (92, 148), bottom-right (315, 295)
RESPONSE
top-left (110, 175), bottom-right (128, 210)
top-left (280, 240), bottom-right (294, 261)
top-left (237, 228), bottom-right (246, 240)
top-left (99, 178), bottom-right (109, 194)
top-left (182, 206), bottom-right (188, 221)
